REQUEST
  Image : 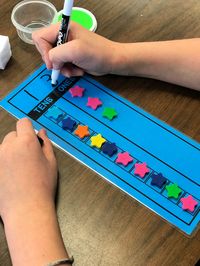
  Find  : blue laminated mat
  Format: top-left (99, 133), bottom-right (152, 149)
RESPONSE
top-left (0, 65), bottom-right (199, 235)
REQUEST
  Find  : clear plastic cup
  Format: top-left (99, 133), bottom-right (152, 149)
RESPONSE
top-left (11, 0), bottom-right (57, 44)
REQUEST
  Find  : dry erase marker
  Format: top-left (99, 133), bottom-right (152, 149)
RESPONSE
top-left (37, 135), bottom-right (44, 146)
top-left (51, 0), bottom-right (74, 85)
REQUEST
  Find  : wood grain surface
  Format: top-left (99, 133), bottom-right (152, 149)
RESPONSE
top-left (0, 1), bottom-right (200, 265)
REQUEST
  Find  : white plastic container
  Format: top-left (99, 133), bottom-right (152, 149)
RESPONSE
top-left (0, 35), bottom-right (12, 70)
top-left (11, 0), bottom-right (57, 44)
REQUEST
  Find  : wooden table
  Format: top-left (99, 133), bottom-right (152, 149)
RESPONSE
top-left (0, 1), bottom-right (200, 265)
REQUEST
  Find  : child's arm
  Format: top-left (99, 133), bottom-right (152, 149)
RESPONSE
top-left (114, 39), bottom-right (200, 91)
top-left (0, 118), bottom-right (70, 266)
top-left (33, 22), bottom-right (200, 91)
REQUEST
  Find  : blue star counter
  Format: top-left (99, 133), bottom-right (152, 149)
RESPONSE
top-left (0, 65), bottom-right (199, 236)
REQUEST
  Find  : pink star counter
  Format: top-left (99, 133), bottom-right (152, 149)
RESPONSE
top-left (134, 162), bottom-right (150, 178)
top-left (69, 85), bottom-right (85, 97)
top-left (180, 195), bottom-right (198, 212)
top-left (87, 97), bottom-right (102, 110)
top-left (116, 152), bottom-right (133, 166)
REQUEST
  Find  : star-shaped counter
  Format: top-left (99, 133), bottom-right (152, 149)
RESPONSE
top-left (87, 97), bottom-right (102, 110)
top-left (47, 106), bottom-right (64, 121)
top-left (102, 107), bottom-right (117, 120)
top-left (69, 85), bottom-right (85, 97)
top-left (102, 142), bottom-right (118, 157)
top-left (165, 183), bottom-right (182, 199)
top-left (151, 173), bottom-right (167, 189)
top-left (180, 195), bottom-right (198, 212)
top-left (75, 125), bottom-right (90, 139)
top-left (134, 162), bottom-right (150, 178)
top-left (90, 134), bottom-right (106, 148)
top-left (116, 152), bottom-right (133, 166)
top-left (62, 117), bottom-right (77, 132)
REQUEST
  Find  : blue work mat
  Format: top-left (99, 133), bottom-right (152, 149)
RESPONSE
top-left (0, 65), bottom-right (199, 235)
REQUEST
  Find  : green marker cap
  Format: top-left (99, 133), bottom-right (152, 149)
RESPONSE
top-left (53, 7), bottom-right (97, 32)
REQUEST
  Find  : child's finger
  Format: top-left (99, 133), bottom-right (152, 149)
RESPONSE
top-left (61, 64), bottom-right (84, 77)
top-left (48, 40), bottom-right (84, 69)
top-left (37, 129), bottom-right (56, 163)
top-left (16, 118), bottom-right (36, 138)
top-left (2, 131), bottom-right (17, 144)
top-left (32, 23), bottom-right (60, 46)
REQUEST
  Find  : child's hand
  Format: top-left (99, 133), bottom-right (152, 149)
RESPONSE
top-left (32, 22), bottom-right (119, 77)
top-left (0, 118), bottom-right (57, 221)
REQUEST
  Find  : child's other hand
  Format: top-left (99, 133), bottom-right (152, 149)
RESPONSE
top-left (32, 22), bottom-right (119, 77)
top-left (0, 118), bottom-right (57, 221)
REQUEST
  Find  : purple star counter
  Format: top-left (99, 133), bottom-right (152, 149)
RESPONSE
top-left (101, 142), bottom-right (118, 157)
top-left (62, 117), bottom-right (77, 132)
top-left (151, 173), bottom-right (167, 188)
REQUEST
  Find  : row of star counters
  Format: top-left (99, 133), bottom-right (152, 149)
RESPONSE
top-left (60, 115), bottom-right (198, 214)
top-left (69, 85), bottom-right (118, 119)
top-left (67, 86), bottom-right (198, 213)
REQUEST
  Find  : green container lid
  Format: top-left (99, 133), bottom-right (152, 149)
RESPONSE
top-left (53, 7), bottom-right (97, 32)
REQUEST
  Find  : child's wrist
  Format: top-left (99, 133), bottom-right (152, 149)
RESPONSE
top-left (3, 200), bottom-right (68, 266)
top-left (109, 42), bottom-right (131, 75)
top-left (1, 197), bottom-right (55, 225)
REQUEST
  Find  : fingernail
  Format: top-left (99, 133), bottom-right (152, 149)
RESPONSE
top-left (42, 128), bottom-right (47, 134)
